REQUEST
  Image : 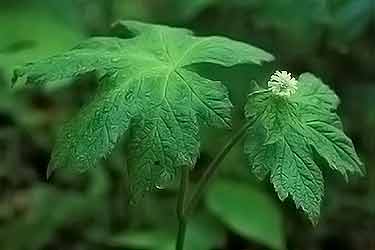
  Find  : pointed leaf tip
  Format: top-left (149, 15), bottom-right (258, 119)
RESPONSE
top-left (46, 165), bottom-right (56, 180)
top-left (11, 70), bottom-right (20, 87)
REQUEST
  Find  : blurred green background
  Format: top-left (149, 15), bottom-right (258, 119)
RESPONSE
top-left (0, 0), bottom-right (374, 250)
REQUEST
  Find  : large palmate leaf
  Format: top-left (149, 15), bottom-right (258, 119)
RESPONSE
top-left (13, 20), bottom-right (273, 198)
top-left (244, 73), bottom-right (364, 223)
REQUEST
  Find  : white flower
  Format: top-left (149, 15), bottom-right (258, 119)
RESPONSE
top-left (267, 70), bottom-right (298, 97)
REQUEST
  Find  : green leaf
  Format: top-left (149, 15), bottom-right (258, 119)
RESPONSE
top-left (244, 73), bottom-right (364, 223)
top-left (13, 20), bottom-right (273, 198)
top-left (206, 179), bottom-right (284, 250)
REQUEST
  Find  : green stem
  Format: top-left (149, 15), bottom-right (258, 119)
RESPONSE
top-left (175, 167), bottom-right (189, 250)
top-left (185, 122), bottom-right (250, 216)
top-left (175, 120), bottom-right (253, 250)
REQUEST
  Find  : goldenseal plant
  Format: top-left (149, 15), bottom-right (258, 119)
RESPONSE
top-left (12, 21), bottom-right (364, 250)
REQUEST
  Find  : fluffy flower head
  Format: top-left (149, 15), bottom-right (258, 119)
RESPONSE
top-left (268, 70), bottom-right (298, 97)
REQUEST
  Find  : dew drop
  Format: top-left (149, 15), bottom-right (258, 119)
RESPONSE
top-left (156, 170), bottom-right (173, 190)
top-left (111, 58), bottom-right (121, 63)
top-left (77, 154), bottom-right (86, 162)
top-left (155, 184), bottom-right (165, 190)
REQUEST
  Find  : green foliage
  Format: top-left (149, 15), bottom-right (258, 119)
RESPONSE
top-left (12, 20), bottom-right (273, 198)
top-left (0, 168), bottom-right (109, 250)
top-left (206, 179), bottom-right (284, 249)
top-left (108, 215), bottom-right (225, 250)
top-left (254, 0), bottom-right (329, 39)
top-left (0, 4), bottom-right (84, 82)
top-left (172, 0), bottom-right (218, 20)
top-left (329, 0), bottom-right (374, 44)
top-left (244, 73), bottom-right (364, 223)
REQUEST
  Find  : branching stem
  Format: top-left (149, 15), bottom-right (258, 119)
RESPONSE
top-left (185, 123), bottom-right (250, 216)
top-left (175, 121), bottom-right (253, 250)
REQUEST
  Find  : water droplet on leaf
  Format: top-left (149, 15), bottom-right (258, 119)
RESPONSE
top-left (155, 185), bottom-right (165, 190)
top-left (111, 58), bottom-right (121, 63)
top-left (155, 170), bottom-right (173, 190)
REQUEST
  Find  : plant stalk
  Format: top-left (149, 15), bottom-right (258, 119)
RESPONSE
top-left (185, 122), bottom-right (250, 216)
top-left (175, 120), bottom-right (253, 250)
top-left (175, 167), bottom-right (189, 250)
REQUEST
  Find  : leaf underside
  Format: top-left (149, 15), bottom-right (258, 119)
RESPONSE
top-left (12, 20), bottom-right (273, 199)
top-left (244, 73), bottom-right (364, 224)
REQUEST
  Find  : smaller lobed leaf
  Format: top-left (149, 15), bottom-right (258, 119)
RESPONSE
top-left (244, 73), bottom-right (364, 223)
